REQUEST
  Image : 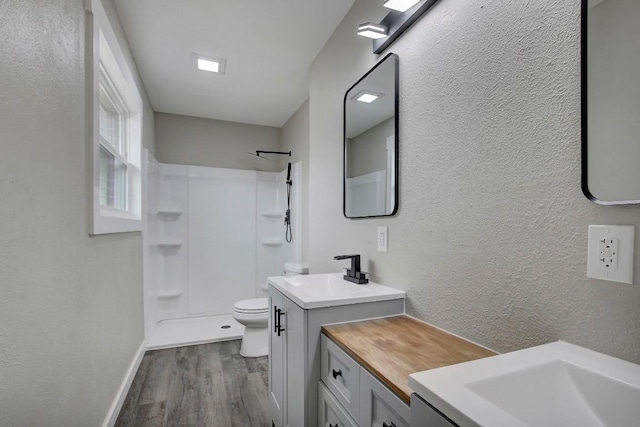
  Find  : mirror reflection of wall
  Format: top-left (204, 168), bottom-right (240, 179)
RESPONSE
top-left (584, 0), bottom-right (640, 204)
top-left (344, 53), bottom-right (398, 218)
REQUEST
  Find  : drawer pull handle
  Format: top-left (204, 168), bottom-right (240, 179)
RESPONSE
top-left (383, 423), bottom-right (396, 427)
top-left (329, 424), bottom-right (339, 427)
top-left (332, 369), bottom-right (343, 379)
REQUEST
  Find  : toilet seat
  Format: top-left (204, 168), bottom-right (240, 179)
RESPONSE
top-left (234, 298), bottom-right (268, 314)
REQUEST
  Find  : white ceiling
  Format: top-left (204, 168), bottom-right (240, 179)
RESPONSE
top-left (113, 0), bottom-right (356, 128)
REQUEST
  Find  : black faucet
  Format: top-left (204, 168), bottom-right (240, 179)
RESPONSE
top-left (334, 254), bottom-right (368, 284)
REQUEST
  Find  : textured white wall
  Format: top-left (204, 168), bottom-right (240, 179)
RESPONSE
top-left (155, 112), bottom-right (284, 172)
top-left (0, 0), bottom-right (154, 424)
top-left (309, 0), bottom-right (640, 362)
top-left (281, 100), bottom-right (310, 261)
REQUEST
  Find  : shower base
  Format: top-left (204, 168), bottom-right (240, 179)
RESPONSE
top-left (147, 314), bottom-right (244, 350)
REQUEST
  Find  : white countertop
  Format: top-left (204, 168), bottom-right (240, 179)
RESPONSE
top-left (267, 273), bottom-right (405, 309)
top-left (409, 341), bottom-right (640, 427)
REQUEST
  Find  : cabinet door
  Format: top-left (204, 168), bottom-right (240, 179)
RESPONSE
top-left (269, 288), bottom-right (287, 427)
top-left (284, 295), bottom-right (306, 427)
top-left (359, 368), bottom-right (410, 427)
top-left (318, 381), bottom-right (358, 427)
top-left (410, 394), bottom-right (457, 427)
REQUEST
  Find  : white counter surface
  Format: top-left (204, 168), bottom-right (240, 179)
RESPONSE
top-left (267, 273), bottom-right (405, 309)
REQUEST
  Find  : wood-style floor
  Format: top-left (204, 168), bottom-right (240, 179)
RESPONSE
top-left (115, 340), bottom-right (269, 427)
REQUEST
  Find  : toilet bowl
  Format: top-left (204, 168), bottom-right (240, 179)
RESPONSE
top-left (232, 298), bottom-right (269, 357)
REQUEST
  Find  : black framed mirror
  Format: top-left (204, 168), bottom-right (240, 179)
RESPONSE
top-left (582, 0), bottom-right (640, 204)
top-left (343, 53), bottom-right (399, 218)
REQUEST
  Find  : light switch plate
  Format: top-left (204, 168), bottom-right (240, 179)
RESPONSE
top-left (587, 225), bottom-right (634, 284)
top-left (377, 226), bottom-right (388, 252)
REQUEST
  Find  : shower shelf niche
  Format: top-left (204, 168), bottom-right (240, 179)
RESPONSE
top-left (261, 211), bottom-right (283, 218)
top-left (261, 238), bottom-right (283, 247)
top-left (157, 208), bottom-right (182, 219)
top-left (156, 241), bottom-right (183, 249)
top-left (157, 289), bottom-right (183, 300)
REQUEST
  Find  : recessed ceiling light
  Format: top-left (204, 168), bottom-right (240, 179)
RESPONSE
top-left (353, 90), bottom-right (384, 103)
top-left (198, 58), bottom-right (219, 72)
top-left (357, 22), bottom-right (388, 39)
top-left (384, 0), bottom-right (421, 12)
top-left (193, 54), bottom-right (226, 74)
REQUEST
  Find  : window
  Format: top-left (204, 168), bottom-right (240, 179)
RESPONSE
top-left (87, 0), bottom-right (143, 234)
top-left (99, 66), bottom-right (129, 211)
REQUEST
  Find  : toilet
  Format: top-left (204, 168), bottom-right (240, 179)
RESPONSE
top-left (233, 262), bottom-right (308, 357)
top-left (233, 298), bottom-right (269, 357)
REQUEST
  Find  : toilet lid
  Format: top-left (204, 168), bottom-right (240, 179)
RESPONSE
top-left (234, 298), bottom-right (268, 313)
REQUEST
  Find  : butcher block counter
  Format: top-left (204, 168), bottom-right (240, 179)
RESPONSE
top-left (321, 315), bottom-right (496, 404)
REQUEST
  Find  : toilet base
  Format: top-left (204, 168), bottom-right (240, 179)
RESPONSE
top-left (240, 325), bottom-right (268, 357)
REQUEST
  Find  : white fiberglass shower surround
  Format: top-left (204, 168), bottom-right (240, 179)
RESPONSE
top-left (143, 151), bottom-right (302, 349)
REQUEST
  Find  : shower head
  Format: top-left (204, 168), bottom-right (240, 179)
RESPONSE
top-left (286, 162), bottom-right (292, 185)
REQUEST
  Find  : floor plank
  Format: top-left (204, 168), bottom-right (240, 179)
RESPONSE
top-left (133, 402), bottom-right (166, 427)
top-left (115, 340), bottom-right (268, 427)
top-left (241, 372), bottom-right (270, 426)
top-left (164, 346), bottom-right (198, 426)
top-left (115, 353), bottom-right (151, 426)
top-left (137, 347), bottom-right (176, 405)
top-left (196, 345), bottom-right (232, 427)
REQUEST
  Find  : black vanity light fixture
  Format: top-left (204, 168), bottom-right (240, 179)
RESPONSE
top-left (357, 22), bottom-right (388, 39)
top-left (358, 0), bottom-right (441, 54)
top-left (384, 0), bottom-right (421, 12)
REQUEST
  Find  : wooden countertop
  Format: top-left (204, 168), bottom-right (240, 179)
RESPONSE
top-left (321, 315), bottom-right (496, 404)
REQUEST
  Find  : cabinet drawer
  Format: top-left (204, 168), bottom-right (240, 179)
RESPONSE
top-left (321, 334), bottom-right (361, 421)
top-left (359, 368), bottom-right (410, 427)
top-left (319, 381), bottom-right (358, 427)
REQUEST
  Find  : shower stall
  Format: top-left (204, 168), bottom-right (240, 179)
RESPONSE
top-left (142, 150), bottom-right (302, 349)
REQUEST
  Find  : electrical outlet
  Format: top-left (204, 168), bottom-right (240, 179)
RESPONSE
top-left (587, 225), bottom-right (634, 284)
top-left (598, 237), bottom-right (619, 269)
top-left (377, 226), bottom-right (388, 252)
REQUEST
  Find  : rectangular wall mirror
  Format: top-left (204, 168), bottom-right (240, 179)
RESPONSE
top-left (343, 53), bottom-right (399, 218)
top-left (582, 0), bottom-right (640, 204)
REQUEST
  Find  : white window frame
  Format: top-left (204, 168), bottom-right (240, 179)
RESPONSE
top-left (87, 0), bottom-right (143, 234)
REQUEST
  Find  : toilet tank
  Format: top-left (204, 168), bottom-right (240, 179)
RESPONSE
top-left (284, 262), bottom-right (309, 276)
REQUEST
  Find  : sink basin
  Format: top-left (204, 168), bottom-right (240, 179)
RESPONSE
top-left (468, 360), bottom-right (640, 426)
top-left (409, 341), bottom-right (640, 427)
top-left (282, 274), bottom-right (374, 297)
top-left (267, 273), bottom-right (405, 309)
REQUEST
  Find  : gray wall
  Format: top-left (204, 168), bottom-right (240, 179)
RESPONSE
top-left (0, 0), bottom-right (153, 425)
top-left (155, 112), bottom-right (284, 172)
top-left (309, 0), bottom-right (640, 363)
top-left (282, 99), bottom-right (310, 261)
top-left (348, 117), bottom-right (393, 178)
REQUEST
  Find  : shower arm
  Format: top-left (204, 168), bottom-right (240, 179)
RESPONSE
top-left (252, 150), bottom-right (292, 159)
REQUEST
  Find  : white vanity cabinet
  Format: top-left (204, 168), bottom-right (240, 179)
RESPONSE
top-left (320, 333), bottom-right (410, 427)
top-left (268, 284), bottom-right (405, 427)
top-left (269, 287), bottom-right (305, 427)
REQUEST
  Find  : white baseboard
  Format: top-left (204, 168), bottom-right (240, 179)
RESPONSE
top-left (102, 340), bottom-right (147, 427)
